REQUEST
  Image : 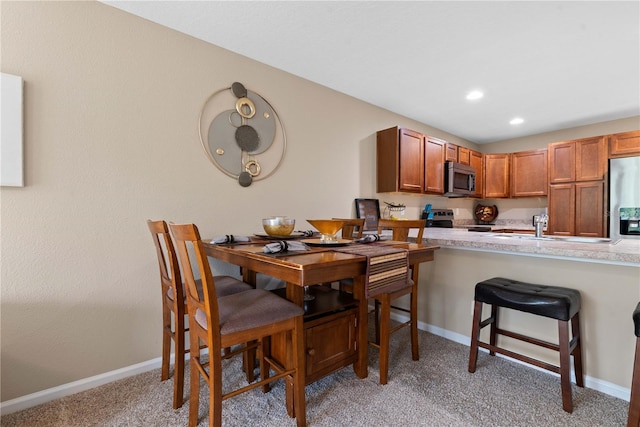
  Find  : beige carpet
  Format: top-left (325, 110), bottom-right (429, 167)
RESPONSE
top-left (1, 327), bottom-right (629, 426)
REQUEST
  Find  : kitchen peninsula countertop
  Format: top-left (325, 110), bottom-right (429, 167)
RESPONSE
top-left (413, 227), bottom-right (640, 266)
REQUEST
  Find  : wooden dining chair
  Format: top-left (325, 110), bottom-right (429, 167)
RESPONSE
top-left (373, 219), bottom-right (425, 384)
top-left (169, 223), bottom-right (306, 427)
top-left (146, 220), bottom-right (252, 409)
top-left (333, 217), bottom-right (365, 240)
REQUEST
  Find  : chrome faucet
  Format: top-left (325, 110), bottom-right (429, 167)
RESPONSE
top-left (533, 214), bottom-right (548, 238)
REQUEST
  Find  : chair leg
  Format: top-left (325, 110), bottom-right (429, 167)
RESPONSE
top-left (209, 347), bottom-right (224, 427)
top-left (374, 300), bottom-right (381, 345)
top-left (410, 285), bottom-right (419, 361)
top-left (261, 337), bottom-right (272, 393)
top-left (558, 319), bottom-right (573, 413)
top-left (489, 304), bottom-right (498, 356)
top-left (468, 300), bottom-right (482, 373)
top-left (379, 295), bottom-right (391, 385)
top-left (244, 341), bottom-right (256, 383)
top-left (571, 311), bottom-right (584, 388)
top-left (188, 339), bottom-right (201, 427)
top-left (628, 338), bottom-right (640, 427)
top-left (161, 306), bottom-right (172, 382)
top-left (173, 313), bottom-right (185, 409)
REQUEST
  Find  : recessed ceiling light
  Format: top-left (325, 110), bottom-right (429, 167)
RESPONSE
top-left (466, 90), bottom-right (484, 100)
top-left (510, 117), bottom-right (524, 125)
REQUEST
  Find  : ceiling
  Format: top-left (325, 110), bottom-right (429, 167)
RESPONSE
top-left (102, 1), bottom-right (639, 144)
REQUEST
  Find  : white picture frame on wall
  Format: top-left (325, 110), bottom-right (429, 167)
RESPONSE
top-left (1, 72), bottom-right (25, 187)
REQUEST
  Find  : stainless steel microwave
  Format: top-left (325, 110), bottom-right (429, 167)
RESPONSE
top-left (445, 161), bottom-right (476, 197)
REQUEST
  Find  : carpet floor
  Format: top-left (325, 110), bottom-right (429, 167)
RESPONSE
top-left (1, 327), bottom-right (629, 426)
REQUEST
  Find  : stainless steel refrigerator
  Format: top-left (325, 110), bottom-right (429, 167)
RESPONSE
top-left (609, 156), bottom-right (640, 240)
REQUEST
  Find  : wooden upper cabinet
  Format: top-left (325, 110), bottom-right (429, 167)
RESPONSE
top-left (458, 147), bottom-right (471, 165)
top-left (575, 136), bottom-right (607, 181)
top-left (510, 149), bottom-right (548, 197)
top-left (445, 143), bottom-right (458, 162)
top-left (424, 137), bottom-right (445, 194)
top-left (398, 129), bottom-right (425, 192)
top-left (376, 127), bottom-right (424, 193)
top-left (609, 130), bottom-right (640, 158)
top-left (469, 150), bottom-right (483, 197)
top-left (484, 153), bottom-right (510, 198)
top-left (548, 141), bottom-right (575, 183)
top-left (549, 136), bottom-right (606, 184)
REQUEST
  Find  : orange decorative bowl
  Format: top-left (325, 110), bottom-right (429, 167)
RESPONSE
top-left (306, 219), bottom-right (345, 236)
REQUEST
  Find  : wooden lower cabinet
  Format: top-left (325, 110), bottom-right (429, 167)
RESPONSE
top-left (270, 288), bottom-right (358, 385)
top-left (575, 181), bottom-right (606, 237)
top-left (304, 308), bottom-right (357, 384)
top-left (548, 181), bottom-right (605, 237)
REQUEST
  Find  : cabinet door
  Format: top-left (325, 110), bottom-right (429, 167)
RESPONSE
top-left (305, 309), bottom-right (357, 384)
top-left (376, 127), bottom-right (401, 193)
top-left (398, 129), bottom-right (424, 193)
top-left (575, 136), bottom-right (607, 181)
top-left (424, 137), bottom-right (445, 194)
top-left (458, 147), bottom-right (470, 165)
top-left (484, 153), bottom-right (510, 198)
top-left (548, 183), bottom-right (575, 236)
top-left (469, 150), bottom-right (483, 197)
top-left (510, 149), bottom-right (548, 197)
top-left (548, 141), bottom-right (575, 183)
top-left (610, 130), bottom-right (640, 158)
top-left (445, 143), bottom-right (458, 162)
top-left (575, 181), bottom-right (605, 237)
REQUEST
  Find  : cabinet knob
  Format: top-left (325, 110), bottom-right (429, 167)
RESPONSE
top-left (307, 348), bottom-right (315, 356)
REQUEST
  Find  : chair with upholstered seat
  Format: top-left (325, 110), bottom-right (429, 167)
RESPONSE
top-left (169, 223), bottom-right (306, 427)
top-left (146, 219), bottom-right (252, 409)
top-left (373, 219), bottom-right (425, 384)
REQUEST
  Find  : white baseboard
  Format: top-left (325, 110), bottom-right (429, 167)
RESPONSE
top-left (399, 312), bottom-right (631, 402)
top-left (1, 317), bottom-right (630, 416)
top-left (0, 357), bottom-right (162, 416)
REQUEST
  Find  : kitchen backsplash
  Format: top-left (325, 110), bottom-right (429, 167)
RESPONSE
top-left (375, 194), bottom-right (547, 228)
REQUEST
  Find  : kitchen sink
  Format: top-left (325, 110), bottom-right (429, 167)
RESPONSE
top-left (486, 233), bottom-right (619, 244)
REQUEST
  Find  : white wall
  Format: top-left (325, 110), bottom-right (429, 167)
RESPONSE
top-left (1, 1), bottom-right (638, 404)
top-left (0, 1), bottom-right (468, 401)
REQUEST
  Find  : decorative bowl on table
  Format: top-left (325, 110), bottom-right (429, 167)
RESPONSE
top-left (306, 219), bottom-right (345, 243)
top-left (262, 216), bottom-right (295, 236)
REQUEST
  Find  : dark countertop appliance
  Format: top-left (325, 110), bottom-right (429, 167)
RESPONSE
top-left (421, 208), bottom-right (454, 228)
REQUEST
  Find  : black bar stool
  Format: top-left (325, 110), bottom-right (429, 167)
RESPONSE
top-left (468, 277), bottom-right (584, 413)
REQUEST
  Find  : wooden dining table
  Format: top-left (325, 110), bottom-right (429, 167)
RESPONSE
top-left (203, 237), bottom-right (439, 381)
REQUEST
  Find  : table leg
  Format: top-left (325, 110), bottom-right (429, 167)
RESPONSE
top-left (286, 282), bottom-right (304, 307)
top-left (242, 269), bottom-right (257, 288)
top-left (352, 275), bottom-right (368, 378)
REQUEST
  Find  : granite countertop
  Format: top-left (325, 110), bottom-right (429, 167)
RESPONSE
top-left (414, 227), bottom-right (640, 266)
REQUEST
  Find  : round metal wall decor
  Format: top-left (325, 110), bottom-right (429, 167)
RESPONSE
top-left (198, 82), bottom-right (286, 187)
